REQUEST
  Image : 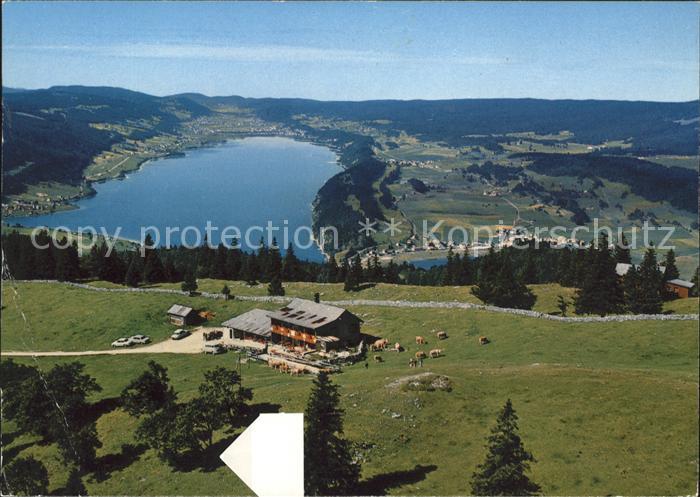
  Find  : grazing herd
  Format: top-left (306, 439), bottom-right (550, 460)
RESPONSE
top-left (369, 329), bottom-right (491, 369)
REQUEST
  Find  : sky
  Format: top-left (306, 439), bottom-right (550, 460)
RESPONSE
top-left (3, 1), bottom-right (699, 101)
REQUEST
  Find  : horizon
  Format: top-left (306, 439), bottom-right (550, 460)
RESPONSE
top-left (4, 84), bottom-right (699, 105)
top-left (3, 2), bottom-right (699, 102)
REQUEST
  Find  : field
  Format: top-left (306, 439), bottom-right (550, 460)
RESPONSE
top-left (1, 281), bottom-right (698, 495)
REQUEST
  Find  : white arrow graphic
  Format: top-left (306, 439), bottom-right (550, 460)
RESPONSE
top-left (220, 413), bottom-right (304, 497)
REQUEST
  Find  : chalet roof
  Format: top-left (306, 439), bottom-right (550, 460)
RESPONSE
top-left (167, 304), bottom-right (194, 317)
top-left (667, 279), bottom-right (695, 289)
top-left (222, 309), bottom-right (271, 337)
top-left (268, 298), bottom-right (360, 330)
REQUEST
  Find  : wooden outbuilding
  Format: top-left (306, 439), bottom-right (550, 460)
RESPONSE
top-left (665, 279), bottom-right (695, 299)
top-left (167, 304), bottom-right (196, 326)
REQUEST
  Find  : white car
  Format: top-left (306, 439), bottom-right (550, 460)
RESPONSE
top-left (171, 329), bottom-right (190, 340)
top-left (111, 337), bottom-right (133, 348)
top-left (203, 343), bottom-right (225, 355)
top-left (130, 335), bottom-right (151, 345)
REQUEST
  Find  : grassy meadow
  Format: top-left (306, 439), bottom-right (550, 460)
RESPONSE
top-left (1, 281), bottom-right (698, 495)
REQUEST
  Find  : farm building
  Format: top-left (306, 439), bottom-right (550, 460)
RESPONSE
top-left (222, 309), bottom-right (271, 343)
top-left (665, 279), bottom-right (695, 299)
top-left (268, 298), bottom-right (362, 351)
top-left (167, 304), bottom-right (196, 326)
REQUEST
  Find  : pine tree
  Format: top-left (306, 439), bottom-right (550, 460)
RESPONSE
top-left (344, 255), bottom-right (363, 292)
top-left (662, 249), bottom-right (680, 282)
top-left (143, 251), bottom-right (165, 284)
top-left (574, 236), bottom-right (624, 316)
top-left (384, 260), bottom-right (400, 284)
top-left (614, 233), bottom-right (632, 264)
top-left (441, 247), bottom-right (456, 286)
top-left (225, 242), bottom-right (242, 281)
top-left (556, 295), bottom-right (568, 316)
top-left (264, 239), bottom-right (282, 283)
top-left (221, 284), bottom-right (231, 300)
top-left (181, 270), bottom-right (198, 294)
top-left (124, 251), bottom-right (143, 287)
top-left (471, 399), bottom-right (541, 496)
top-left (55, 242), bottom-right (81, 282)
top-left (324, 255), bottom-right (340, 283)
top-left (304, 372), bottom-right (360, 496)
top-left (691, 266), bottom-right (699, 297)
top-left (635, 247), bottom-right (663, 313)
top-left (282, 243), bottom-right (301, 281)
top-left (214, 244), bottom-right (229, 280)
top-left (267, 275), bottom-right (285, 296)
top-left (623, 266), bottom-right (645, 314)
top-left (241, 253), bottom-right (259, 286)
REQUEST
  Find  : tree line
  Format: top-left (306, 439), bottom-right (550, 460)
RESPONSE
top-left (3, 230), bottom-right (696, 315)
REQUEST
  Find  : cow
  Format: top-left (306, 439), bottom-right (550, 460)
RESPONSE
top-left (415, 351), bottom-right (427, 360)
top-left (415, 336), bottom-right (426, 345)
top-left (394, 342), bottom-right (403, 352)
top-left (429, 348), bottom-right (443, 358)
top-left (437, 331), bottom-right (448, 340)
top-left (374, 355), bottom-right (383, 363)
top-left (479, 336), bottom-right (489, 345)
top-left (373, 338), bottom-right (389, 351)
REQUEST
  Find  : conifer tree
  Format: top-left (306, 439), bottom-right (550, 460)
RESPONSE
top-left (441, 247), bottom-right (457, 286)
top-left (65, 467), bottom-right (88, 496)
top-left (662, 249), bottom-right (680, 282)
top-left (304, 372), bottom-right (360, 496)
top-left (574, 235), bottom-right (623, 316)
top-left (221, 284), bottom-right (231, 300)
top-left (225, 241), bottom-right (242, 280)
top-left (267, 274), bottom-right (285, 296)
top-left (214, 243), bottom-right (229, 280)
top-left (181, 270), bottom-right (198, 294)
top-left (344, 255), bottom-right (363, 292)
top-left (635, 247), bottom-right (663, 313)
top-left (241, 253), bottom-right (259, 286)
top-left (623, 266), bottom-right (644, 313)
top-left (143, 251), bottom-right (165, 284)
top-left (614, 233), bottom-right (632, 264)
top-left (282, 243), bottom-right (302, 281)
top-left (55, 242), bottom-right (81, 282)
top-left (384, 259), bottom-right (400, 284)
top-left (264, 239), bottom-right (282, 283)
top-left (471, 399), bottom-right (541, 496)
top-left (124, 251), bottom-right (143, 287)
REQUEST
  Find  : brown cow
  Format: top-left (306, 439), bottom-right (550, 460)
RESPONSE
top-left (429, 348), bottom-right (443, 358)
top-left (415, 336), bottom-right (426, 345)
top-left (373, 338), bottom-right (388, 351)
top-left (437, 331), bottom-right (448, 340)
top-left (415, 351), bottom-right (427, 360)
top-left (479, 336), bottom-right (489, 345)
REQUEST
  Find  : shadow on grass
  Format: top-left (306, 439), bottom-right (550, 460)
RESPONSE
top-left (174, 402), bottom-right (282, 473)
top-left (84, 397), bottom-right (121, 425)
top-left (91, 442), bottom-right (148, 482)
top-left (2, 441), bottom-right (35, 462)
top-left (356, 464), bottom-right (438, 495)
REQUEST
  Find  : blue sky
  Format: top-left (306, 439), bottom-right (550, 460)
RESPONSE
top-left (3, 2), bottom-right (698, 101)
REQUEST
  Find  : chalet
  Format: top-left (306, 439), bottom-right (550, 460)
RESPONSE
top-left (222, 309), bottom-right (271, 343)
top-left (267, 298), bottom-right (362, 351)
top-left (665, 279), bottom-right (695, 299)
top-left (167, 304), bottom-right (196, 326)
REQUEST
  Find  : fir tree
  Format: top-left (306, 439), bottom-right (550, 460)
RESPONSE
top-left (344, 255), bottom-right (363, 292)
top-left (55, 242), bottom-right (81, 282)
top-left (556, 295), bottom-right (568, 316)
top-left (221, 284), bottom-right (231, 300)
top-left (441, 247), bottom-right (457, 286)
top-left (635, 247), bottom-right (663, 313)
top-left (225, 241), bottom-right (242, 280)
top-left (471, 399), bottom-right (541, 496)
top-left (264, 239), bottom-right (282, 283)
top-left (124, 251), bottom-right (143, 287)
top-left (282, 243), bottom-right (302, 281)
top-left (614, 233), bottom-right (632, 264)
top-left (574, 235), bottom-right (624, 316)
top-left (143, 251), bottom-right (165, 284)
top-left (662, 249), bottom-right (680, 282)
top-left (691, 266), bottom-right (699, 297)
top-left (267, 274), bottom-right (285, 296)
top-left (304, 372), bottom-right (360, 496)
top-left (181, 270), bottom-right (198, 294)
top-left (214, 244), bottom-right (229, 280)
top-left (241, 253), bottom-right (259, 286)
top-left (384, 260), bottom-right (400, 284)
top-left (623, 266), bottom-right (645, 313)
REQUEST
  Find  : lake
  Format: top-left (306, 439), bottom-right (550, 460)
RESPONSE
top-left (8, 137), bottom-right (341, 261)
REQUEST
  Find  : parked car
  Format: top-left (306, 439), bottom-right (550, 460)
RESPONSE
top-left (203, 343), bottom-right (225, 355)
top-left (130, 335), bottom-right (151, 345)
top-left (171, 329), bottom-right (190, 340)
top-left (111, 337), bottom-right (133, 348)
